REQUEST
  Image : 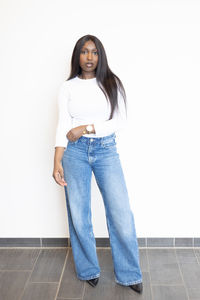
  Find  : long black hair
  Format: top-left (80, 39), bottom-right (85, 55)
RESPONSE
top-left (66, 34), bottom-right (127, 120)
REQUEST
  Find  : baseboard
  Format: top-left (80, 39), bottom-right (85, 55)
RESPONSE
top-left (0, 237), bottom-right (200, 247)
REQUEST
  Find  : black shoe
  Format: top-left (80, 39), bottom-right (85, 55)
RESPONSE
top-left (86, 277), bottom-right (99, 287)
top-left (129, 282), bottom-right (143, 293)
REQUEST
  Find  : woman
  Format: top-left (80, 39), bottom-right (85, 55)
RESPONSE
top-left (53, 34), bottom-right (143, 294)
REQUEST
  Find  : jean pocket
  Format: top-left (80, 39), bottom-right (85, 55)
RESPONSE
top-left (102, 138), bottom-right (116, 148)
top-left (68, 139), bottom-right (78, 145)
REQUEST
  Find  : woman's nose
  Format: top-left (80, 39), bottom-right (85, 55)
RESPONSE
top-left (87, 52), bottom-right (92, 59)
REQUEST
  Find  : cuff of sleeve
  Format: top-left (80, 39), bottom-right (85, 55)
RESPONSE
top-left (55, 138), bottom-right (68, 148)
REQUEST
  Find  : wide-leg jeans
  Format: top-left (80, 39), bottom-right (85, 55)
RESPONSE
top-left (61, 132), bottom-right (143, 286)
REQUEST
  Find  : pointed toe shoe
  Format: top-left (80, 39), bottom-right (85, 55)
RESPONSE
top-left (129, 282), bottom-right (143, 293)
top-left (86, 277), bottom-right (99, 287)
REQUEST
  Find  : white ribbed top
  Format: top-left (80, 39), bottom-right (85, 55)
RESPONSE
top-left (55, 75), bottom-right (127, 148)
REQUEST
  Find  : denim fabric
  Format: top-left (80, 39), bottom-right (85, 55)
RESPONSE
top-left (61, 132), bottom-right (143, 286)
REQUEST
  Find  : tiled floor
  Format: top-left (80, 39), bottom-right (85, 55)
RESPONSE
top-left (0, 247), bottom-right (200, 300)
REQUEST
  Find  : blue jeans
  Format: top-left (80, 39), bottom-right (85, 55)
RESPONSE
top-left (61, 132), bottom-right (143, 286)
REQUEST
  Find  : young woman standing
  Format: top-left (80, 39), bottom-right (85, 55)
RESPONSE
top-left (53, 35), bottom-right (143, 294)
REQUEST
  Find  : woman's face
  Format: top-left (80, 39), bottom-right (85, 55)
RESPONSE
top-left (79, 40), bottom-right (98, 76)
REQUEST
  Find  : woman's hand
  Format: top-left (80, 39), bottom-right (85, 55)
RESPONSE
top-left (53, 162), bottom-right (67, 186)
top-left (66, 125), bottom-right (86, 141)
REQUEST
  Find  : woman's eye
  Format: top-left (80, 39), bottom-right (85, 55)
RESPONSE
top-left (81, 50), bottom-right (98, 55)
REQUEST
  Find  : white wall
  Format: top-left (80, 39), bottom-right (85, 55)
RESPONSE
top-left (0, 0), bottom-right (199, 238)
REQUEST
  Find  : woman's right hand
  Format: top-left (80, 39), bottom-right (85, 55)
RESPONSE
top-left (53, 162), bottom-right (67, 186)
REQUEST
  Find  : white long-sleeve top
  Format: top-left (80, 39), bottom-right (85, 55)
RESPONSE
top-left (55, 75), bottom-right (128, 148)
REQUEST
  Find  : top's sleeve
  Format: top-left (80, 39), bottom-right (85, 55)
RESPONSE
top-left (54, 82), bottom-right (73, 148)
top-left (93, 89), bottom-right (128, 135)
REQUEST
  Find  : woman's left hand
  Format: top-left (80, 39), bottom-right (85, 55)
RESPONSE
top-left (66, 125), bottom-right (86, 142)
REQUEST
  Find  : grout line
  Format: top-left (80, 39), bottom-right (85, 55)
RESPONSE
top-left (56, 297), bottom-right (82, 299)
top-left (0, 247), bottom-right (71, 249)
top-left (150, 283), bottom-right (189, 286)
top-left (146, 247), bottom-right (154, 299)
top-left (81, 279), bottom-right (86, 300)
top-left (194, 247), bottom-right (200, 265)
top-left (54, 248), bottom-right (70, 300)
top-left (174, 248), bottom-right (190, 300)
top-left (19, 281), bottom-right (61, 284)
top-left (18, 248), bottom-right (42, 300)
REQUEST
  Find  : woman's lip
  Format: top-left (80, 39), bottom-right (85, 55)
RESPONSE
top-left (85, 63), bottom-right (93, 67)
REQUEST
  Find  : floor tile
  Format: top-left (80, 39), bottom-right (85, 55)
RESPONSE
top-left (187, 287), bottom-right (200, 299)
top-left (30, 249), bottom-right (67, 282)
top-left (175, 248), bottom-right (198, 263)
top-left (151, 285), bottom-right (188, 300)
top-left (147, 248), bottom-right (178, 268)
top-left (0, 271), bottom-right (30, 300)
top-left (21, 282), bottom-right (58, 300)
top-left (179, 262), bottom-right (200, 288)
top-left (149, 263), bottom-right (183, 285)
top-left (56, 249), bottom-right (84, 299)
top-left (97, 248), bottom-right (114, 271)
top-left (139, 249), bottom-right (148, 271)
top-left (0, 249), bottom-right (40, 270)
